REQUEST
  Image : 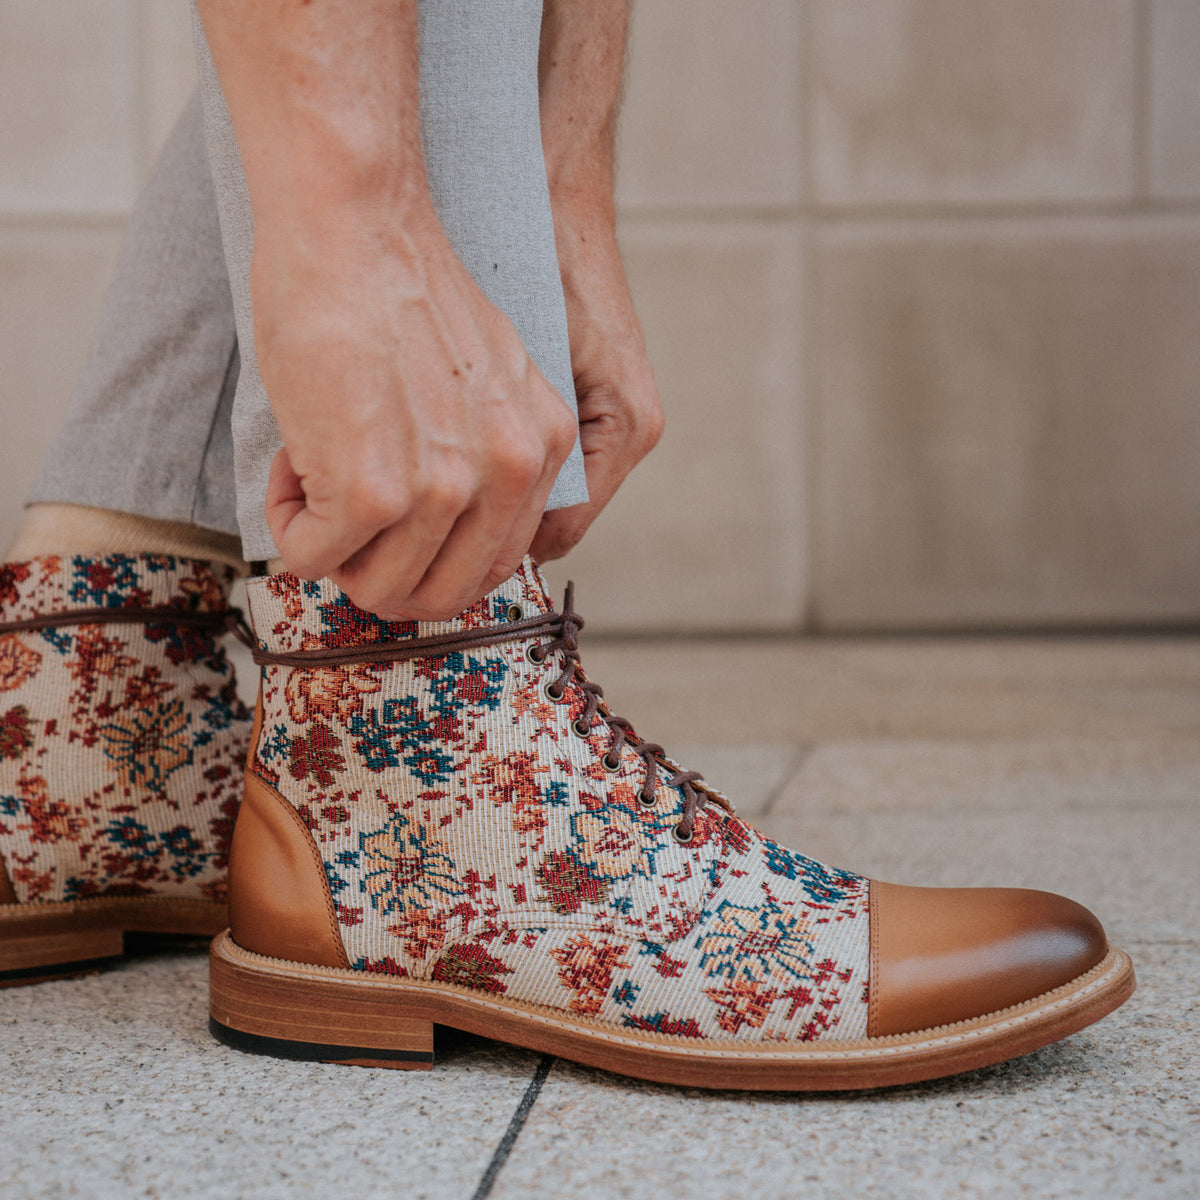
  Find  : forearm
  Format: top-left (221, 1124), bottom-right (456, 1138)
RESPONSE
top-left (530, 1), bottom-right (663, 565)
top-left (196, 1), bottom-right (576, 616)
top-left (538, 0), bottom-right (629, 218)
top-left (196, 0), bottom-right (436, 251)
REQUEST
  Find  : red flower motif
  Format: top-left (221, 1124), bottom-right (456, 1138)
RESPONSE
top-left (0, 704), bottom-right (32, 761)
top-left (288, 721), bottom-right (345, 786)
top-left (432, 943), bottom-right (513, 993)
top-left (550, 935), bottom-right (631, 1016)
top-left (535, 849), bottom-right (609, 913)
top-left (0, 561), bottom-right (31, 607)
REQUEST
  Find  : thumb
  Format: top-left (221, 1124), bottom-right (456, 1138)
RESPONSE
top-left (530, 503), bottom-right (595, 563)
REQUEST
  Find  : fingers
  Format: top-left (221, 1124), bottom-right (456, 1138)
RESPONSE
top-left (275, 400), bottom-right (576, 620)
top-left (381, 411), bottom-right (575, 620)
top-left (329, 476), bottom-right (470, 616)
top-left (530, 385), bottom-right (664, 562)
top-left (482, 454), bottom-right (564, 589)
top-left (264, 446), bottom-right (365, 580)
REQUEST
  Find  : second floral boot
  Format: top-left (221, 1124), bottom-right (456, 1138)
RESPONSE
top-left (210, 559), bottom-right (1133, 1089)
top-left (0, 554), bottom-right (251, 984)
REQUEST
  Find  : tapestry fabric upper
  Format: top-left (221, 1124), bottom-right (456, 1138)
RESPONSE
top-left (0, 554), bottom-right (249, 904)
top-left (246, 559), bottom-right (872, 1042)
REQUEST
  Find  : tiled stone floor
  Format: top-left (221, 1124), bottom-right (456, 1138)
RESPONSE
top-left (3, 636), bottom-right (1198, 1199)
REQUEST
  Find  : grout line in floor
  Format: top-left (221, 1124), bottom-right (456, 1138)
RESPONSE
top-left (757, 744), bottom-right (813, 818)
top-left (469, 1054), bottom-right (554, 1200)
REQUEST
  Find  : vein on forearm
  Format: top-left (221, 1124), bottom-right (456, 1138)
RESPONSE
top-left (196, 0), bottom-right (431, 234)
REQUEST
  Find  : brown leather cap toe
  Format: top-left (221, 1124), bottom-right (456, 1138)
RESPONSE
top-left (869, 881), bottom-right (1108, 1038)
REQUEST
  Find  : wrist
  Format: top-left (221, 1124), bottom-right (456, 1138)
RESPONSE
top-left (254, 185), bottom-right (444, 277)
top-left (551, 211), bottom-right (647, 371)
top-left (249, 125), bottom-right (439, 254)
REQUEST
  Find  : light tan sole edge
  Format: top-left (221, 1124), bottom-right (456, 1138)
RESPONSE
top-left (208, 933), bottom-right (1135, 1090)
top-left (0, 897), bottom-right (226, 987)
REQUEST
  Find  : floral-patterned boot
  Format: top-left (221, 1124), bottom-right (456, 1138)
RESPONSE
top-left (210, 559), bottom-right (1133, 1089)
top-left (0, 554), bottom-right (251, 985)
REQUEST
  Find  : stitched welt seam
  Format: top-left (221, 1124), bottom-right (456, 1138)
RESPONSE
top-left (222, 939), bottom-right (1127, 1062)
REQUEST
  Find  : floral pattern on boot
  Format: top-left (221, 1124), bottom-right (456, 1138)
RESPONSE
top-left (0, 554), bottom-right (251, 904)
top-left (246, 559), bottom-right (871, 1043)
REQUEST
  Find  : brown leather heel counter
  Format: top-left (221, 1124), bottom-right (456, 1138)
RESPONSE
top-left (228, 769), bottom-right (350, 970)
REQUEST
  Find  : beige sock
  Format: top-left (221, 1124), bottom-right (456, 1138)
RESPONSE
top-left (9, 503), bottom-right (247, 573)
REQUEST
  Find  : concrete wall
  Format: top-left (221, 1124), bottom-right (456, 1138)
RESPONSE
top-left (3, 2), bottom-right (1198, 632)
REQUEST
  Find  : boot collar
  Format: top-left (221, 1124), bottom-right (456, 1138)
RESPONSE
top-left (244, 555), bottom-right (554, 658)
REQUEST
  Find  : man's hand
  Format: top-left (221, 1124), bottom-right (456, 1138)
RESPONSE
top-left (199, 0), bottom-right (576, 619)
top-left (534, 0), bottom-right (663, 562)
top-left (531, 207), bottom-right (663, 561)
top-left (259, 215), bottom-right (577, 619)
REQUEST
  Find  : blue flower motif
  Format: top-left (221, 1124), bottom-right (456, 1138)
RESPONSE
top-left (696, 898), bottom-right (815, 985)
top-left (612, 979), bottom-right (639, 1008)
top-left (358, 813), bottom-right (459, 916)
top-left (543, 780), bottom-right (570, 807)
top-left (260, 724), bottom-right (291, 764)
top-left (39, 628), bottom-right (73, 656)
top-left (68, 556), bottom-right (140, 607)
top-left (160, 825), bottom-right (209, 878)
top-left (201, 693), bottom-right (237, 731)
top-left (763, 840), bottom-right (860, 905)
top-left (350, 699), bottom-right (457, 783)
top-left (104, 817), bottom-right (158, 859)
top-left (160, 825), bottom-right (201, 858)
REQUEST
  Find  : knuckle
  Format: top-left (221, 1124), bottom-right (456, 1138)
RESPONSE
top-left (336, 579), bottom-right (387, 617)
top-left (281, 554), bottom-right (323, 581)
top-left (418, 473), bottom-right (472, 517)
top-left (640, 402), bottom-right (666, 450)
top-left (537, 525), bottom-right (581, 563)
top-left (275, 538), bottom-right (329, 583)
top-left (343, 477), bottom-right (410, 528)
top-left (491, 433), bottom-right (543, 485)
top-left (532, 420), bottom-right (574, 468)
top-left (485, 555), bottom-right (525, 587)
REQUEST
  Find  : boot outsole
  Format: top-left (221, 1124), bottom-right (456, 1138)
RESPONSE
top-left (0, 897), bottom-right (226, 987)
top-left (208, 931), bottom-right (1135, 1091)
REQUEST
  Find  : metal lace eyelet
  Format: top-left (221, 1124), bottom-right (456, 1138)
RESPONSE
top-left (525, 643), bottom-right (547, 666)
top-left (506, 602), bottom-right (524, 622)
top-left (544, 680), bottom-right (565, 703)
top-left (572, 718), bottom-right (592, 738)
top-left (638, 789), bottom-right (657, 809)
top-left (601, 751), bottom-right (622, 773)
top-left (671, 823), bottom-right (694, 845)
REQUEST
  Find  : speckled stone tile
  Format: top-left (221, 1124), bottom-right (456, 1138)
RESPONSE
top-left (489, 940), bottom-right (1198, 1200)
top-left (770, 735), bottom-right (1200, 816)
top-left (0, 950), bottom-right (541, 1200)
top-left (768, 802), bottom-right (1196, 947)
top-left (759, 738), bottom-right (1200, 943)
top-left (577, 637), bottom-right (1200, 744)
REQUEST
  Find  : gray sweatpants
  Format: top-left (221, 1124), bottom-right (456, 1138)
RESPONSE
top-left (29, 1), bottom-right (587, 561)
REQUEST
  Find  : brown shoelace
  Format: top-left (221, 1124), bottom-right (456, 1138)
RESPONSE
top-left (0, 605), bottom-right (234, 635)
top-left (228, 582), bottom-right (725, 843)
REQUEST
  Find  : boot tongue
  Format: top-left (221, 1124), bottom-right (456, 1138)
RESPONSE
top-left (510, 556), bottom-right (555, 615)
top-left (245, 555), bottom-right (552, 655)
